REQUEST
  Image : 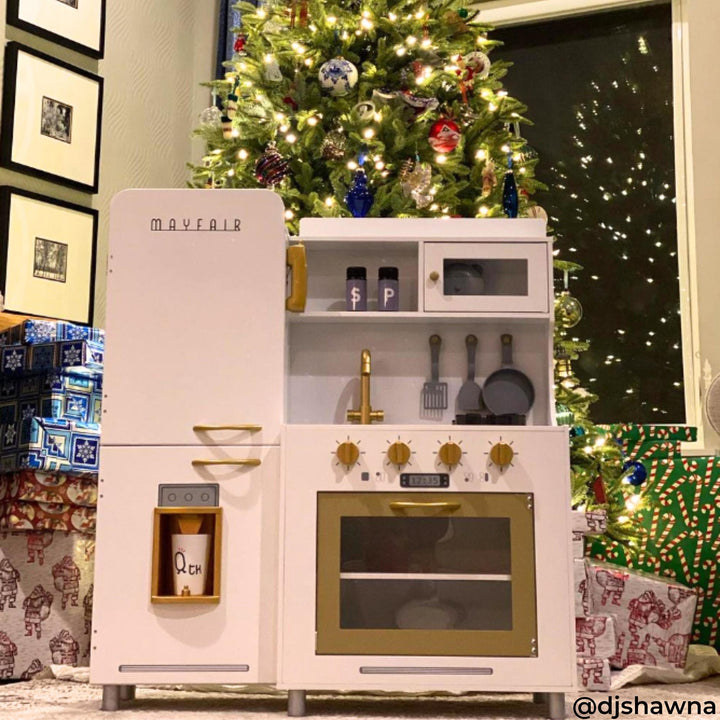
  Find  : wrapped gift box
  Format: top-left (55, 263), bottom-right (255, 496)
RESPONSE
top-left (601, 424), bottom-right (696, 463)
top-left (576, 614), bottom-right (616, 658)
top-left (0, 370), bottom-right (102, 425)
top-left (575, 558), bottom-right (588, 618)
top-left (0, 530), bottom-right (93, 678)
top-left (0, 320), bottom-right (104, 348)
top-left (577, 657), bottom-right (611, 691)
top-left (0, 417), bottom-right (100, 476)
top-left (0, 340), bottom-right (103, 376)
top-left (0, 471), bottom-right (97, 508)
top-left (572, 509), bottom-right (608, 535)
top-left (0, 502), bottom-right (95, 534)
top-left (586, 559), bottom-right (697, 670)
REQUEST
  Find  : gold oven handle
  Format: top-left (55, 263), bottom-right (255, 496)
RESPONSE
top-left (191, 459), bottom-right (262, 467)
top-left (193, 425), bottom-right (262, 432)
top-left (390, 501), bottom-right (461, 514)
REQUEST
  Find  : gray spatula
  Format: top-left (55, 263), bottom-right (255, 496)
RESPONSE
top-left (456, 334), bottom-right (483, 411)
top-left (422, 334), bottom-right (448, 410)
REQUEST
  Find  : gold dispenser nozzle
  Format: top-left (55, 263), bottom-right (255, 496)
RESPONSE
top-left (347, 349), bottom-right (384, 425)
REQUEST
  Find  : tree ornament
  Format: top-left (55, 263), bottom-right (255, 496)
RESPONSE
top-left (353, 101), bottom-right (376, 123)
top-left (400, 161), bottom-right (433, 209)
top-left (556, 291), bottom-right (583, 328)
top-left (226, 93), bottom-right (238, 119)
top-left (502, 166), bottom-right (519, 218)
top-left (401, 92), bottom-right (439, 118)
top-left (428, 118), bottom-right (461, 153)
top-left (221, 116), bottom-right (233, 139)
top-left (623, 460), bottom-right (648, 487)
top-left (526, 204), bottom-right (548, 221)
top-left (569, 425), bottom-right (586, 438)
top-left (555, 403), bottom-right (575, 426)
top-left (233, 34), bottom-right (246, 54)
top-left (345, 168), bottom-right (373, 218)
top-left (457, 7), bottom-right (469, 18)
top-left (318, 57), bottom-right (358, 97)
top-left (481, 159), bottom-right (497, 197)
top-left (463, 51), bottom-right (491, 80)
top-left (592, 476), bottom-right (607, 503)
top-left (254, 143), bottom-right (290, 187)
top-left (264, 56), bottom-right (283, 83)
top-left (321, 129), bottom-right (347, 161)
top-left (199, 106), bottom-right (222, 128)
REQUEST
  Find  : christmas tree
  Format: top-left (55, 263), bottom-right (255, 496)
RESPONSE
top-left (190, 0), bottom-right (544, 231)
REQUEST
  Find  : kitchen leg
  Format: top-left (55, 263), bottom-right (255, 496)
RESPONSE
top-left (101, 685), bottom-right (120, 711)
top-left (287, 689), bottom-right (307, 716)
top-left (119, 685), bottom-right (136, 701)
top-left (547, 692), bottom-right (565, 719)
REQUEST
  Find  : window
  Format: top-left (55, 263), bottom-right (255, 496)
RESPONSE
top-left (493, 3), bottom-right (684, 424)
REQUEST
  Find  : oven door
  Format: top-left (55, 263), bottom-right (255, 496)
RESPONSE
top-left (316, 492), bottom-right (537, 657)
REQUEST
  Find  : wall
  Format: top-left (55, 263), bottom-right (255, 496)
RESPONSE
top-left (0, 0), bottom-right (218, 325)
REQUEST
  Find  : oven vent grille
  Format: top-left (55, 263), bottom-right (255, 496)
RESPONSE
top-left (359, 666), bottom-right (493, 675)
top-left (119, 664), bottom-right (250, 673)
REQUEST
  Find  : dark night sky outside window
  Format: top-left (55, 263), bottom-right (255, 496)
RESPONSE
top-left (494, 4), bottom-right (684, 424)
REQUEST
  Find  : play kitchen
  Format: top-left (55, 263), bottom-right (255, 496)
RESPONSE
top-left (91, 195), bottom-right (574, 719)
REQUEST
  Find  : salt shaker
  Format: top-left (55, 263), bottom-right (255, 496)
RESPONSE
top-left (346, 267), bottom-right (367, 311)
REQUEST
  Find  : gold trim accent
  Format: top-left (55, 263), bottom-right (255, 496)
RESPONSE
top-left (193, 424), bottom-right (262, 432)
top-left (347, 349), bottom-right (384, 424)
top-left (316, 492), bottom-right (537, 657)
top-left (151, 507), bottom-right (223, 604)
top-left (286, 243), bottom-right (307, 312)
top-left (191, 458), bottom-right (261, 467)
top-left (389, 500), bottom-right (461, 514)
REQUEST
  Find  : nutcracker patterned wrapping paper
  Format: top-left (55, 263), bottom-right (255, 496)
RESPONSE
top-left (0, 502), bottom-right (95, 534)
top-left (0, 320), bottom-right (104, 348)
top-left (0, 417), bottom-right (100, 476)
top-left (587, 454), bottom-right (720, 650)
top-left (0, 370), bottom-right (102, 425)
top-left (0, 471), bottom-right (97, 507)
top-left (0, 530), bottom-right (93, 679)
top-left (0, 340), bottom-right (103, 376)
top-left (585, 559), bottom-right (697, 670)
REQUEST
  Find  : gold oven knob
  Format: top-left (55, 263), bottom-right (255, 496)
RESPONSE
top-left (428, 271), bottom-right (440, 282)
top-left (490, 442), bottom-right (514, 468)
top-left (387, 441), bottom-right (411, 467)
top-left (438, 442), bottom-right (462, 468)
top-left (336, 441), bottom-right (360, 467)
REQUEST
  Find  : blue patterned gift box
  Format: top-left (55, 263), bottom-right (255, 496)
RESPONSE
top-left (0, 371), bottom-right (102, 425)
top-left (0, 417), bottom-right (100, 476)
top-left (0, 319), bottom-right (105, 348)
top-left (0, 340), bottom-right (103, 376)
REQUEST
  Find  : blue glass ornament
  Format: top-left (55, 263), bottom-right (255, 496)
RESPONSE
top-left (570, 426), bottom-right (585, 438)
top-left (502, 169), bottom-right (518, 218)
top-left (623, 460), bottom-right (648, 486)
top-left (345, 168), bottom-right (373, 218)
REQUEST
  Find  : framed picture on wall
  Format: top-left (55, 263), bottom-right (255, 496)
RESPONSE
top-left (0, 187), bottom-right (98, 324)
top-left (7, 0), bottom-right (106, 59)
top-left (0, 43), bottom-right (103, 193)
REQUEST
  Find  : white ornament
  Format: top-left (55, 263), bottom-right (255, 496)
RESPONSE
top-left (353, 101), bottom-right (376, 122)
top-left (318, 57), bottom-right (358, 97)
top-left (199, 106), bottom-right (222, 128)
top-left (526, 205), bottom-right (549, 221)
top-left (265, 57), bottom-right (283, 83)
top-left (464, 51), bottom-right (491, 79)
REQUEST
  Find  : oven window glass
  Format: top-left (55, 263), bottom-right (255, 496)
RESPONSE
top-left (339, 516), bottom-right (512, 631)
top-left (443, 259), bottom-right (528, 297)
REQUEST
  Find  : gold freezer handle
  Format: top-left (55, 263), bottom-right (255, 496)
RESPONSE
top-left (192, 459), bottom-right (262, 467)
top-left (193, 424), bottom-right (262, 432)
top-left (286, 243), bottom-right (307, 312)
top-left (390, 501), bottom-right (461, 514)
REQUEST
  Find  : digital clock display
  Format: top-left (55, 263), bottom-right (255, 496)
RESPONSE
top-left (400, 473), bottom-right (450, 488)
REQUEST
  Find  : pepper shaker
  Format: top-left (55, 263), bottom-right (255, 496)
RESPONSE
top-left (378, 266), bottom-right (399, 311)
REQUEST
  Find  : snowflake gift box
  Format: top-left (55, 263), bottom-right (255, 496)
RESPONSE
top-left (0, 530), bottom-right (94, 679)
top-left (0, 501), bottom-right (95, 534)
top-left (585, 558), bottom-right (697, 670)
top-left (0, 340), bottom-right (104, 376)
top-left (0, 417), bottom-right (100, 476)
top-left (0, 370), bottom-right (102, 425)
top-left (0, 320), bottom-right (105, 348)
top-left (0, 471), bottom-right (97, 508)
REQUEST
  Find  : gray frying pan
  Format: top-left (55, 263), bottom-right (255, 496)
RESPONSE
top-left (482, 334), bottom-right (535, 415)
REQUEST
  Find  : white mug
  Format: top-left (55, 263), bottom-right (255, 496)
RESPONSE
top-left (170, 534), bottom-right (211, 596)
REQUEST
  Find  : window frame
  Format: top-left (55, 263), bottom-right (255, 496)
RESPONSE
top-left (474, 0), bottom-right (701, 443)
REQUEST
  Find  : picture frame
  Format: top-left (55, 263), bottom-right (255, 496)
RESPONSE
top-left (0, 43), bottom-right (103, 193)
top-left (7, 0), bottom-right (106, 59)
top-left (0, 187), bottom-right (98, 325)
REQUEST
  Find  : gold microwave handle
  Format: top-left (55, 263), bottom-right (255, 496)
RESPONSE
top-left (192, 459), bottom-right (262, 467)
top-left (390, 501), bottom-right (460, 514)
top-left (286, 243), bottom-right (307, 312)
top-left (193, 424), bottom-right (262, 432)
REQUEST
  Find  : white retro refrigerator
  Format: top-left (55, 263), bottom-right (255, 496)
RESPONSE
top-left (91, 189), bottom-right (295, 707)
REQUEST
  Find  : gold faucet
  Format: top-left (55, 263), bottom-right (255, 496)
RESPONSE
top-left (347, 349), bottom-right (384, 424)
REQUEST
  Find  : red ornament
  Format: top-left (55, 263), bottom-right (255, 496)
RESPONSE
top-left (233, 35), bottom-right (246, 54)
top-left (592, 476), bottom-right (607, 504)
top-left (283, 95), bottom-right (299, 111)
top-left (428, 118), bottom-right (461, 153)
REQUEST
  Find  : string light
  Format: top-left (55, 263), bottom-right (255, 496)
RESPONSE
top-left (327, 15), bottom-right (337, 24)
top-left (435, 155), bottom-right (447, 164)
top-left (286, 133), bottom-right (297, 143)
top-left (363, 128), bottom-right (375, 140)
top-left (284, 209), bottom-right (294, 220)
top-left (325, 196), bottom-right (335, 207)
top-left (238, 149), bottom-right (248, 160)
top-left (307, 117), bottom-right (318, 126)
top-left (347, 161), bottom-right (358, 170)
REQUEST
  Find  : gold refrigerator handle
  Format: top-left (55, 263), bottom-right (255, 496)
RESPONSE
top-left (389, 501), bottom-right (461, 513)
top-left (191, 459), bottom-right (262, 467)
top-left (286, 243), bottom-right (307, 312)
top-left (193, 425), bottom-right (262, 432)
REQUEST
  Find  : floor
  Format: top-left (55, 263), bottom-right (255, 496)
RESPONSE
top-left (3, 677), bottom-right (720, 720)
